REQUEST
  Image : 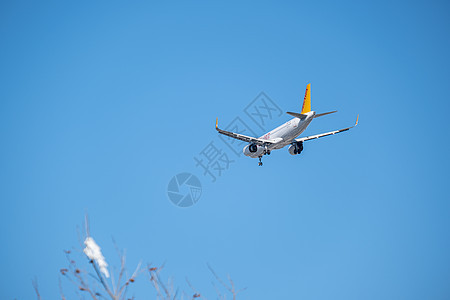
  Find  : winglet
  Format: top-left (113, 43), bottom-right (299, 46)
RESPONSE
top-left (215, 118), bottom-right (219, 130)
top-left (355, 114), bottom-right (359, 126)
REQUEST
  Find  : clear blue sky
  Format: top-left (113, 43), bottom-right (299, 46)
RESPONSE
top-left (1, 1), bottom-right (450, 299)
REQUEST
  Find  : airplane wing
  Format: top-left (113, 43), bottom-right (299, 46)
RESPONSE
top-left (215, 118), bottom-right (279, 146)
top-left (295, 115), bottom-right (359, 143)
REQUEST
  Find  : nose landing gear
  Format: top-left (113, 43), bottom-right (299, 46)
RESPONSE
top-left (257, 147), bottom-right (272, 166)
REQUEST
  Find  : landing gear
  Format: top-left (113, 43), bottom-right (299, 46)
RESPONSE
top-left (258, 156), bottom-right (263, 166)
top-left (258, 147), bottom-right (271, 166)
top-left (293, 141), bottom-right (303, 155)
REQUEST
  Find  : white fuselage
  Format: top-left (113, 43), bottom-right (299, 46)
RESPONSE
top-left (243, 111), bottom-right (316, 157)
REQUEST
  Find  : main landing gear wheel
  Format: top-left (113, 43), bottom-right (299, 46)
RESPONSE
top-left (258, 156), bottom-right (263, 166)
top-left (292, 141), bottom-right (304, 155)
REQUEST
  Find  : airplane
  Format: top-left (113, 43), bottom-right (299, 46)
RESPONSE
top-left (215, 84), bottom-right (358, 166)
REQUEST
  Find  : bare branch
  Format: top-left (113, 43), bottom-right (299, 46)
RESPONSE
top-left (207, 264), bottom-right (230, 291)
top-left (85, 214), bottom-right (90, 237)
top-left (211, 281), bottom-right (225, 300)
top-left (89, 257), bottom-right (115, 299)
top-left (186, 277), bottom-right (204, 300)
top-left (57, 217), bottom-right (245, 300)
top-left (117, 260), bottom-right (142, 297)
top-left (58, 276), bottom-right (66, 300)
top-left (32, 278), bottom-right (43, 300)
top-left (207, 264), bottom-right (245, 300)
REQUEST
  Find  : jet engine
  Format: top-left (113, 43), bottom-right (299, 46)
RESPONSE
top-left (243, 143), bottom-right (265, 157)
top-left (288, 141), bottom-right (304, 155)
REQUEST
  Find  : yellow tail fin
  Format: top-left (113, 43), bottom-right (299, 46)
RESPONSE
top-left (301, 83), bottom-right (311, 114)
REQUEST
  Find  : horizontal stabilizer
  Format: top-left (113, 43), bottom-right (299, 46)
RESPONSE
top-left (286, 112), bottom-right (307, 119)
top-left (314, 111), bottom-right (337, 118)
